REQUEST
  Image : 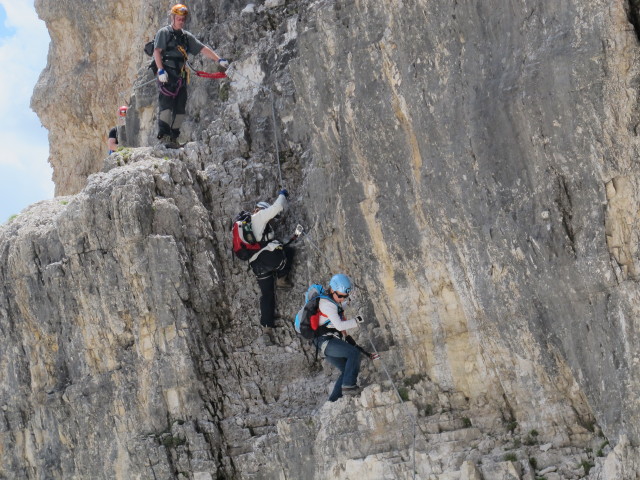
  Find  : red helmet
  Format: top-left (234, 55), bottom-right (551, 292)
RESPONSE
top-left (118, 105), bottom-right (128, 117)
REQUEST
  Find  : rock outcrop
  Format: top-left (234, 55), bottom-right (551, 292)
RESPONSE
top-left (6, 0), bottom-right (640, 478)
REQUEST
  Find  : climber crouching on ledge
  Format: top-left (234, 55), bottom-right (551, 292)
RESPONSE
top-left (153, 4), bottom-right (230, 148)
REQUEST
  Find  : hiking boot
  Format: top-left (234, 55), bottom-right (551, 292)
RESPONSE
top-left (341, 385), bottom-right (360, 396)
top-left (262, 326), bottom-right (276, 344)
top-left (264, 316), bottom-right (286, 327)
top-left (275, 276), bottom-right (293, 289)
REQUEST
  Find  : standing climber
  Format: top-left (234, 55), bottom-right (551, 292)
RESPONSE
top-left (249, 189), bottom-right (294, 337)
top-left (153, 4), bottom-right (229, 148)
top-left (313, 274), bottom-right (363, 402)
top-left (107, 105), bottom-right (128, 154)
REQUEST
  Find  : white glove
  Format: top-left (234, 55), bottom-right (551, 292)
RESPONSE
top-left (218, 58), bottom-right (229, 69)
top-left (158, 69), bottom-right (168, 83)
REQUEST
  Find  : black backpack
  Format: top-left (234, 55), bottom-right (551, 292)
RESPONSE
top-left (295, 284), bottom-right (337, 339)
top-left (144, 40), bottom-right (158, 74)
top-left (144, 41), bottom-right (154, 57)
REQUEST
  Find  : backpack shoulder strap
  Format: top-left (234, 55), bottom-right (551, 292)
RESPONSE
top-left (317, 294), bottom-right (340, 307)
top-left (161, 27), bottom-right (188, 61)
top-left (240, 221), bottom-right (257, 244)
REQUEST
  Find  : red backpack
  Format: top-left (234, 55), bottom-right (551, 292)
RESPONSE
top-left (231, 211), bottom-right (262, 261)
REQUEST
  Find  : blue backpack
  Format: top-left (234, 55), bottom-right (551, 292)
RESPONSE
top-left (294, 284), bottom-right (335, 339)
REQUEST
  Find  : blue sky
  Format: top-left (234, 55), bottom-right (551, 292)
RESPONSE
top-left (0, 1), bottom-right (54, 223)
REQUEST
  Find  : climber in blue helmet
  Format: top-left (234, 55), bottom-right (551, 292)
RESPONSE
top-left (329, 274), bottom-right (352, 295)
top-left (312, 273), bottom-right (364, 401)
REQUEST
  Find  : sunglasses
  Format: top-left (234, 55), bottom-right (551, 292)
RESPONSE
top-left (334, 292), bottom-right (349, 299)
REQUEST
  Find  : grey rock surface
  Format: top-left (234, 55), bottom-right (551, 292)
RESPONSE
top-left (8, 0), bottom-right (640, 478)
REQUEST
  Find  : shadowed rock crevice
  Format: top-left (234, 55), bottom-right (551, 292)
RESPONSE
top-left (627, 0), bottom-right (640, 43)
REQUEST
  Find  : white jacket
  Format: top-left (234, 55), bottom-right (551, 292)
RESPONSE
top-left (248, 194), bottom-right (288, 263)
top-left (317, 298), bottom-right (358, 355)
top-left (318, 298), bottom-right (358, 331)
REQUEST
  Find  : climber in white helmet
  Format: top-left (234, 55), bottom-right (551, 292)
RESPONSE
top-left (247, 189), bottom-right (295, 339)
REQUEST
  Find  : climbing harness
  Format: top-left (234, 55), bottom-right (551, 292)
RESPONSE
top-left (174, 45), bottom-right (190, 78)
top-left (129, 65), bottom-right (225, 96)
top-left (144, 62), bottom-right (227, 98)
top-left (158, 77), bottom-right (183, 98)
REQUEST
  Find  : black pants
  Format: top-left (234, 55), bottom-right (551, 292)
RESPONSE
top-left (251, 246), bottom-right (293, 327)
top-left (158, 67), bottom-right (187, 139)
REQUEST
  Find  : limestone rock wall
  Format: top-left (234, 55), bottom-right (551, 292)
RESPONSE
top-left (293, 0), bottom-right (640, 445)
top-left (7, 0), bottom-right (640, 478)
top-left (31, 0), bottom-right (161, 195)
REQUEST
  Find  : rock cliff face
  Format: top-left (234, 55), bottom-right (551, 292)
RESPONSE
top-left (7, 0), bottom-right (640, 478)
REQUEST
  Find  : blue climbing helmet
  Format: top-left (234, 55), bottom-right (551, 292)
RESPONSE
top-left (329, 273), bottom-right (352, 295)
top-left (256, 201), bottom-right (271, 210)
